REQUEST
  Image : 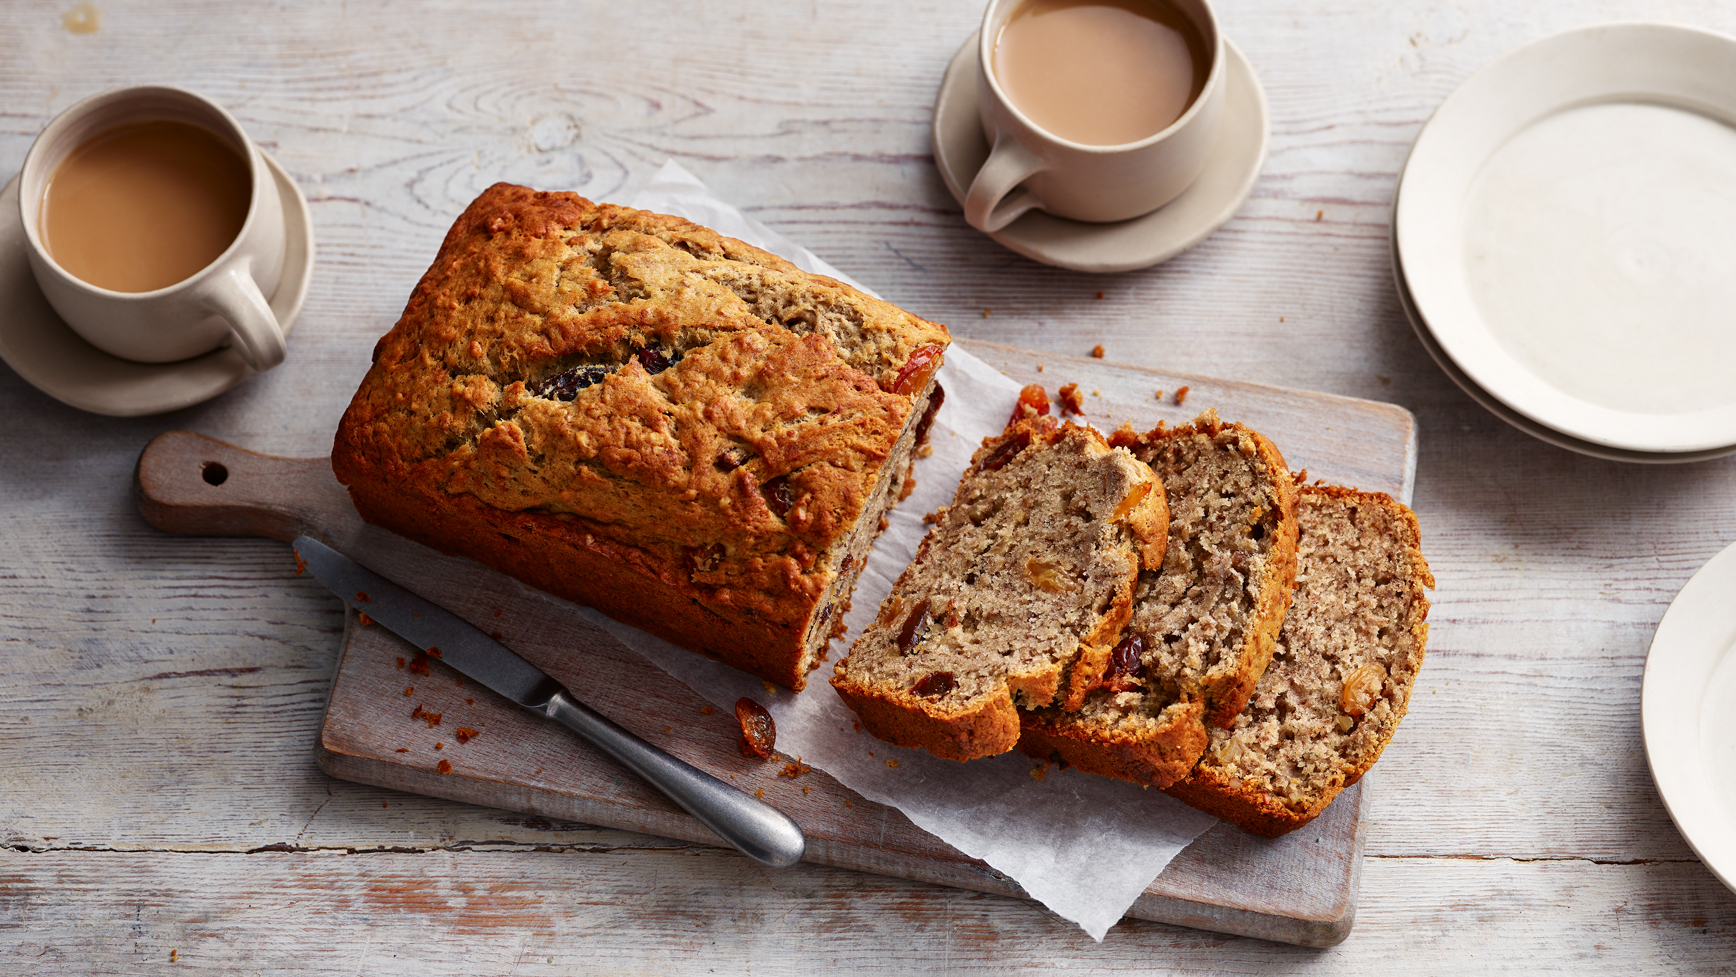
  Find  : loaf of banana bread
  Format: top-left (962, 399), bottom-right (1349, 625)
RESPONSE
top-left (332, 184), bottom-right (950, 689)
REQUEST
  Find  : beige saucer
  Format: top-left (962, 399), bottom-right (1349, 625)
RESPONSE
top-left (0, 150), bottom-right (313, 416)
top-left (932, 31), bottom-right (1268, 273)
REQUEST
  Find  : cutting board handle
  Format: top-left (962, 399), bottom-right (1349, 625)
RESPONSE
top-left (134, 430), bottom-right (358, 542)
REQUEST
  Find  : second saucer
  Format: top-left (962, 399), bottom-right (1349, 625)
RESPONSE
top-left (932, 30), bottom-right (1268, 274)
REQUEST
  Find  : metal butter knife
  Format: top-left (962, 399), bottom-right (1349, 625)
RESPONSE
top-left (292, 535), bottom-right (806, 869)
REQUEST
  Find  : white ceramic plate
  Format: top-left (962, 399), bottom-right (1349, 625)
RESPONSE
top-left (0, 151), bottom-right (314, 417)
top-left (1643, 536), bottom-right (1736, 896)
top-left (932, 31), bottom-right (1267, 273)
top-left (1392, 233), bottom-right (1736, 465)
top-left (1396, 23), bottom-right (1736, 453)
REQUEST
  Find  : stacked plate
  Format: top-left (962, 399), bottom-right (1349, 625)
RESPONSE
top-left (1394, 23), bottom-right (1736, 463)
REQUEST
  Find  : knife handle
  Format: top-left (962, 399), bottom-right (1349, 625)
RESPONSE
top-left (540, 690), bottom-right (807, 869)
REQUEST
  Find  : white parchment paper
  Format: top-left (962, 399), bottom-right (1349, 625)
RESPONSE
top-left (581, 161), bottom-right (1217, 940)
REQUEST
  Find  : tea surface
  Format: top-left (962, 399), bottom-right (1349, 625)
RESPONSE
top-left (993, 0), bottom-right (1207, 147)
top-left (41, 118), bottom-right (250, 293)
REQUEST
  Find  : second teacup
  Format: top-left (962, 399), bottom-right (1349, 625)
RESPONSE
top-left (18, 85), bottom-right (290, 371)
top-left (967, 0), bottom-right (1227, 232)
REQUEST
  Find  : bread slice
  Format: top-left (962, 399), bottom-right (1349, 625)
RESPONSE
top-left (1164, 484), bottom-right (1432, 836)
top-left (1019, 410), bottom-right (1300, 788)
top-left (831, 418), bottom-right (1168, 761)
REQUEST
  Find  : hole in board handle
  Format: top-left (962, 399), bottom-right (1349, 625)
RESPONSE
top-left (201, 461), bottom-right (229, 486)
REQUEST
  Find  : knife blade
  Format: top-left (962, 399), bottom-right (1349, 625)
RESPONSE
top-left (292, 535), bottom-right (806, 869)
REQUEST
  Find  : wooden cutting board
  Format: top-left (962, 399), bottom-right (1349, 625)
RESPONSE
top-left (133, 339), bottom-right (1415, 947)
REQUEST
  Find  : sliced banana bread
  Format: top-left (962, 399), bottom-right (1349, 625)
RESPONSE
top-left (1019, 410), bottom-right (1300, 788)
top-left (1165, 484), bottom-right (1432, 837)
top-left (831, 418), bottom-right (1168, 761)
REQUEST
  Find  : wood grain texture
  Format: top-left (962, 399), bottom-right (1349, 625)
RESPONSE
top-left (4, 0), bottom-right (1736, 970)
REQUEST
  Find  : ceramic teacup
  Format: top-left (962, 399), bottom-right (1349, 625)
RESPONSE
top-left (18, 85), bottom-right (289, 371)
top-left (967, 0), bottom-right (1227, 232)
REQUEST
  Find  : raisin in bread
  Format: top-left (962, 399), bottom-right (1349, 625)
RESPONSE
top-left (831, 418), bottom-right (1168, 761)
top-left (1165, 484), bottom-right (1432, 836)
top-left (332, 184), bottom-right (950, 690)
top-left (1019, 410), bottom-right (1299, 788)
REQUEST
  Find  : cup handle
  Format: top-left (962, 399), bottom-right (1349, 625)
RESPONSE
top-left (965, 133), bottom-right (1046, 233)
top-left (197, 263), bottom-right (287, 372)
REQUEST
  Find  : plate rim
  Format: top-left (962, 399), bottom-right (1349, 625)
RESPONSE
top-left (1395, 21), bottom-right (1736, 453)
top-left (1642, 535), bottom-right (1736, 895)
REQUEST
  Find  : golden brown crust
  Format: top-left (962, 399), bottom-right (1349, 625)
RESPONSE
top-left (1165, 485), bottom-right (1432, 837)
top-left (1017, 699), bottom-right (1208, 789)
top-left (333, 183), bottom-right (950, 690)
top-left (833, 678), bottom-right (1023, 762)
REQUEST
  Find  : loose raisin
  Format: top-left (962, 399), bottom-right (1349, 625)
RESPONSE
top-left (913, 671), bottom-right (955, 698)
top-left (1008, 384), bottom-right (1051, 425)
top-left (736, 697), bottom-right (776, 759)
top-left (897, 602), bottom-right (932, 655)
top-left (1103, 634), bottom-right (1146, 693)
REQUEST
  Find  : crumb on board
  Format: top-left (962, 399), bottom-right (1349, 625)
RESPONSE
top-left (845, 799), bottom-right (853, 807)
top-left (434, 742), bottom-right (443, 750)
top-left (1057, 383), bottom-right (1085, 415)
top-left (411, 704), bottom-right (442, 728)
top-left (358, 612), bottom-right (373, 626)
top-left (701, 705), bottom-right (716, 716)
top-left (395, 748), bottom-right (409, 753)
top-left (1036, 364), bottom-right (1044, 372)
top-left (1090, 344), bottom-right (1105, 358)
top-left (1175, 385), bottom-right (1190, 405)
top-left (455, 727), bottom-right (479, 744)
top-left (779, 759), bottom-right (812, 779)
top-left (437, 759), bottom-right (452, 774)
top-left (756, 787), bottom-right (765, 798)
top-left (396, 656), bottom-right (405, 670)
top-left (1378, 375), bottom-right (1392, 386)
top-left (402, 686), bottom-right (414, 696)
top-left (981, 309), bottom-right (991, 318)
top-left (1095, 291), bottom-right (1105, 299)
top-left (1154, 389), bottom-right (1164, 400)
top-left (1316, 210), bottom-right (1323, 220)
top-left (886, 759), bottom-right (899, 768)
top-left (802, 785), bottom-right (810, 795)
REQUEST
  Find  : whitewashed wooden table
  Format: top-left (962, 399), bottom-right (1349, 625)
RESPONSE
top-left (4, 0), bottom-right (1736, 972)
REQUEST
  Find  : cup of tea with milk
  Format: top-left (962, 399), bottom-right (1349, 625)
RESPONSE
top-left (18, 85), bottom-right (292, 372)
top-left (967, 0), bottom-right (1225, 232)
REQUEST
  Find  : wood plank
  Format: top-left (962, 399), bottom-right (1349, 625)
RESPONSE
top-left (131, 339), bottom-right (1414, 946)
top-left (3, 849), bottom-right (1733, 975)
